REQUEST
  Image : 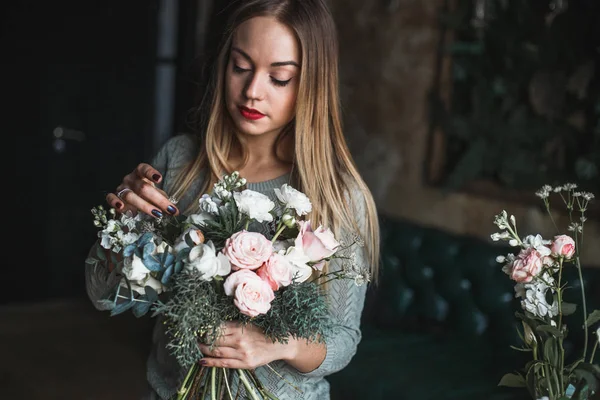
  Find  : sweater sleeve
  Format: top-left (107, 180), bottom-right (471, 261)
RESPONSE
top-left (83, 133), bottom-right (198, 311)
top-left (298, 183), bottom-right (372, 378)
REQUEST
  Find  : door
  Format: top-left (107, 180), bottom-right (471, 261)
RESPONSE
top-left (3, 1), bottom-right (160, 304)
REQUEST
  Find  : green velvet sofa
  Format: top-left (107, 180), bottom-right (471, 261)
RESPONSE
top-left (328, 215), bottom-right (600, 400)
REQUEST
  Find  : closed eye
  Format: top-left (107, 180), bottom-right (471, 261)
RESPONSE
top-left (271, 77), bottom-right (292, 87)
top-left (233, 65), bottom-right (250, 73)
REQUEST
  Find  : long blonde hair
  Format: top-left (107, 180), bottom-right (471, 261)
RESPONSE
top-left (170, 0), bottom-right (380, 282)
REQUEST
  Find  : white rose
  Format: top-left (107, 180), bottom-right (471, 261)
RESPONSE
top-left (233, 190), bottom-right (275, 223)
top-left (184, 241), bottom-right (231, 281)
top-left (281, 246), bottom-right (312, 283)
top-left (274, 184), bottom-right (312, 216)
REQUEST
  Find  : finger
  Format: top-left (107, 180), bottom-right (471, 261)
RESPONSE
top-left (105, 192), bottom-right (138, 215)
top-left (113, 184), bottom-right (167, 219)
top-left (200, 357), bottom-right (247, 369)
top-left (198, 344), bottom-right (239, 359)
top-left (135, 163), bottom-right (163, 184)
top-left (122, 174), bottom-right (179, 217)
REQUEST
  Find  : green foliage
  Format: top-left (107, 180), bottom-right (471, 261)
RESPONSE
top-left (432, 0), bottom-right (600, 192)
top-left (153, 270), bottom-right (332, 370)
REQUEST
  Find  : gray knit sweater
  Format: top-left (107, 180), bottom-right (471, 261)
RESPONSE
top-left (85, 133), bottom-right (369, 400)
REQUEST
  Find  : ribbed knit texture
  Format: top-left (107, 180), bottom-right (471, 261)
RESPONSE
top-left (85, 133), bottom-right (369, 400)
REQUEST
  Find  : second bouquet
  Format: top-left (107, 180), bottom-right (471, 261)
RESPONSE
top-left (87, 171), bottom-right (367, 400)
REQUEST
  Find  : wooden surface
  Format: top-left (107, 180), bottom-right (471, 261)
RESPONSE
top-left (0, 297), bottom-right (155, 400)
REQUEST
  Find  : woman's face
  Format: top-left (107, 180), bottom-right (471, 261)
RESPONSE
top-left (225, 16), bottom-right (300, 140)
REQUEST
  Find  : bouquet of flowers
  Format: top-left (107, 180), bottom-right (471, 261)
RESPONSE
top-left (491, 184), bottom-right (599, 400)
top-left (87, 172), bottom-right (368, 400)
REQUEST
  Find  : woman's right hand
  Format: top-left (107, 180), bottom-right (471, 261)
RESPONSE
top-left (105, 162), bottom-right (179, 218)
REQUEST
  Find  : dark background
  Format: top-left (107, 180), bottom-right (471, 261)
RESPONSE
top-left (3, 0), bottom-right (236, 306)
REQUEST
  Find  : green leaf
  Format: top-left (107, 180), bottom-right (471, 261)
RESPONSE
top-left (585, 309), bottom-right (600, 327)
top-left (561, 302), bottom-right (577, 316)
top-left (544, 337), bottom-right (558, 367)
top-left (537, 325), bottom-right (563, 338)
top-left (498, 372), bottom-right (526, 387)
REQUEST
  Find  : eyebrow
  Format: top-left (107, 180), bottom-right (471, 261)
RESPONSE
top-left (231, 47), bottom-right (300, 68)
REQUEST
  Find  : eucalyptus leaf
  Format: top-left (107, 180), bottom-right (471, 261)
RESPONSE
top-left (561, 302), bottom-right (577, 316)
top-left (161, 265), bottom-right (174, 285)
top-left (145, 286), bottom-right (159, 303)
top-left (110, 300), bottom-right (135, 316)
top-left (585, 309), bottom-right (600, 327)
top-left (132, 299), bottom-right (153, 318)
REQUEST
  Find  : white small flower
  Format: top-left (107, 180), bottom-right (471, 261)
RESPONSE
top-left (184, 241), bottom-right (231, 281)
top-left (198, 194), bottom-right (220, 214)
top-left (564, 183), bottom-right (577, 190)
top-left (522, 234), bottom-right (552, 256)
top-left (234, 190), bottom-right (275, 223)
top-left (213, 184), bottom-right (231, 201)
top-left (496, 255), bottom-right (506, 263)
top-left (509, 239), bottom-right (519, 247)
top-left (582, 192), bottom-right (595, 201)
top-left (274, 184), bottom-right (312, 216)
top-left (491, 231), bottom-right (510, 241)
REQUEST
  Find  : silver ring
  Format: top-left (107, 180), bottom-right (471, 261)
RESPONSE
top-left (116, 188), bottom-right (132, 200)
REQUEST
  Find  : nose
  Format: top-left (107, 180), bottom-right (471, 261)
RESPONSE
top-left (244, 73), bottom-right (265, 101)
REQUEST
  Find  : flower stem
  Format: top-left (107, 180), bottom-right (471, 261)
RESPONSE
top-left (556, 258), bottom-right (565, 393)
top-left (176, 364), bottom-right (199, 400)
top-left (575, 256), bottom-right (588, 361)
top-left (237, 369), bottom-right (261, 400)
top-left (271, 224), bottom-right (286, 243)
top-left (590, 339), bottom-right (598, 364)
top-left (211, 367), bottom-right (216, 400)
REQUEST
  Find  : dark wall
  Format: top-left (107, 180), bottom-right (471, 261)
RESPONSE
top-left (3, 1), bottom-right (160, 304)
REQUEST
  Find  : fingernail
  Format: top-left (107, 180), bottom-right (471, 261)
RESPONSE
top-left (200, 360), bottom-right (207, 366)
top-left (167, 205), bottom-right (177, 214)
top-left (152, 209), bottom-right (163, 218)
top-left (152, 174), bottom-right (161, 182)
top-left (115, 202), bottom-right (123, 209)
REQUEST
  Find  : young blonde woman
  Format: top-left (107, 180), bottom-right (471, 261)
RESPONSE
top-left (86, 0), bottom-right (380, 398)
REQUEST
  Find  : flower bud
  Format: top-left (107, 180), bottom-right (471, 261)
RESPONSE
top-left (522, 321), bottom-right (537, 346)
top-left (282, 214), bottom-right (296, 228)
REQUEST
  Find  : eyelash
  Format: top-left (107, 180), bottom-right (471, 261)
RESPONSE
top-left (233, 65), bottom-right (292, 87)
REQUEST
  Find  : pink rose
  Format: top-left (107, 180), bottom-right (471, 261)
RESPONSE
top-left (223, 230), bottom-right (273, 270)
top-left (223, 270), bottom-right (275, 317)
top-left (551, 235), bottom-right (576, 259)
top-left (294, 220), bottom-right (340, 270)
top-left (257, 253), bottom-right (293, 291)
top-left (509, 248), bottom-right (544, 283)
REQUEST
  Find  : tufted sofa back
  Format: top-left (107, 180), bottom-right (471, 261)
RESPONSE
top-left (364, 215), bottom-right (600, 358)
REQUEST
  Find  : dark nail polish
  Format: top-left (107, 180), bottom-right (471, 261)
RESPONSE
top-left (151, 209), bottom-right (163, 218)
top-left (115, 202), bottom-right (123, 209)
top-left (152, 174), bottom-right (161, 182)
top-left (200, 359), bottom-right (207, 366)
top-left (167, 205), bottom-right (177, 214)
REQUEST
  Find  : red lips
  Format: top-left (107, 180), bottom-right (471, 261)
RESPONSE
top-left (239, 106), bottom-right (265, 120)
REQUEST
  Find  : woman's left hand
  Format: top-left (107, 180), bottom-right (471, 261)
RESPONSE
top-left (198, 321), bottom-right (296, 369)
